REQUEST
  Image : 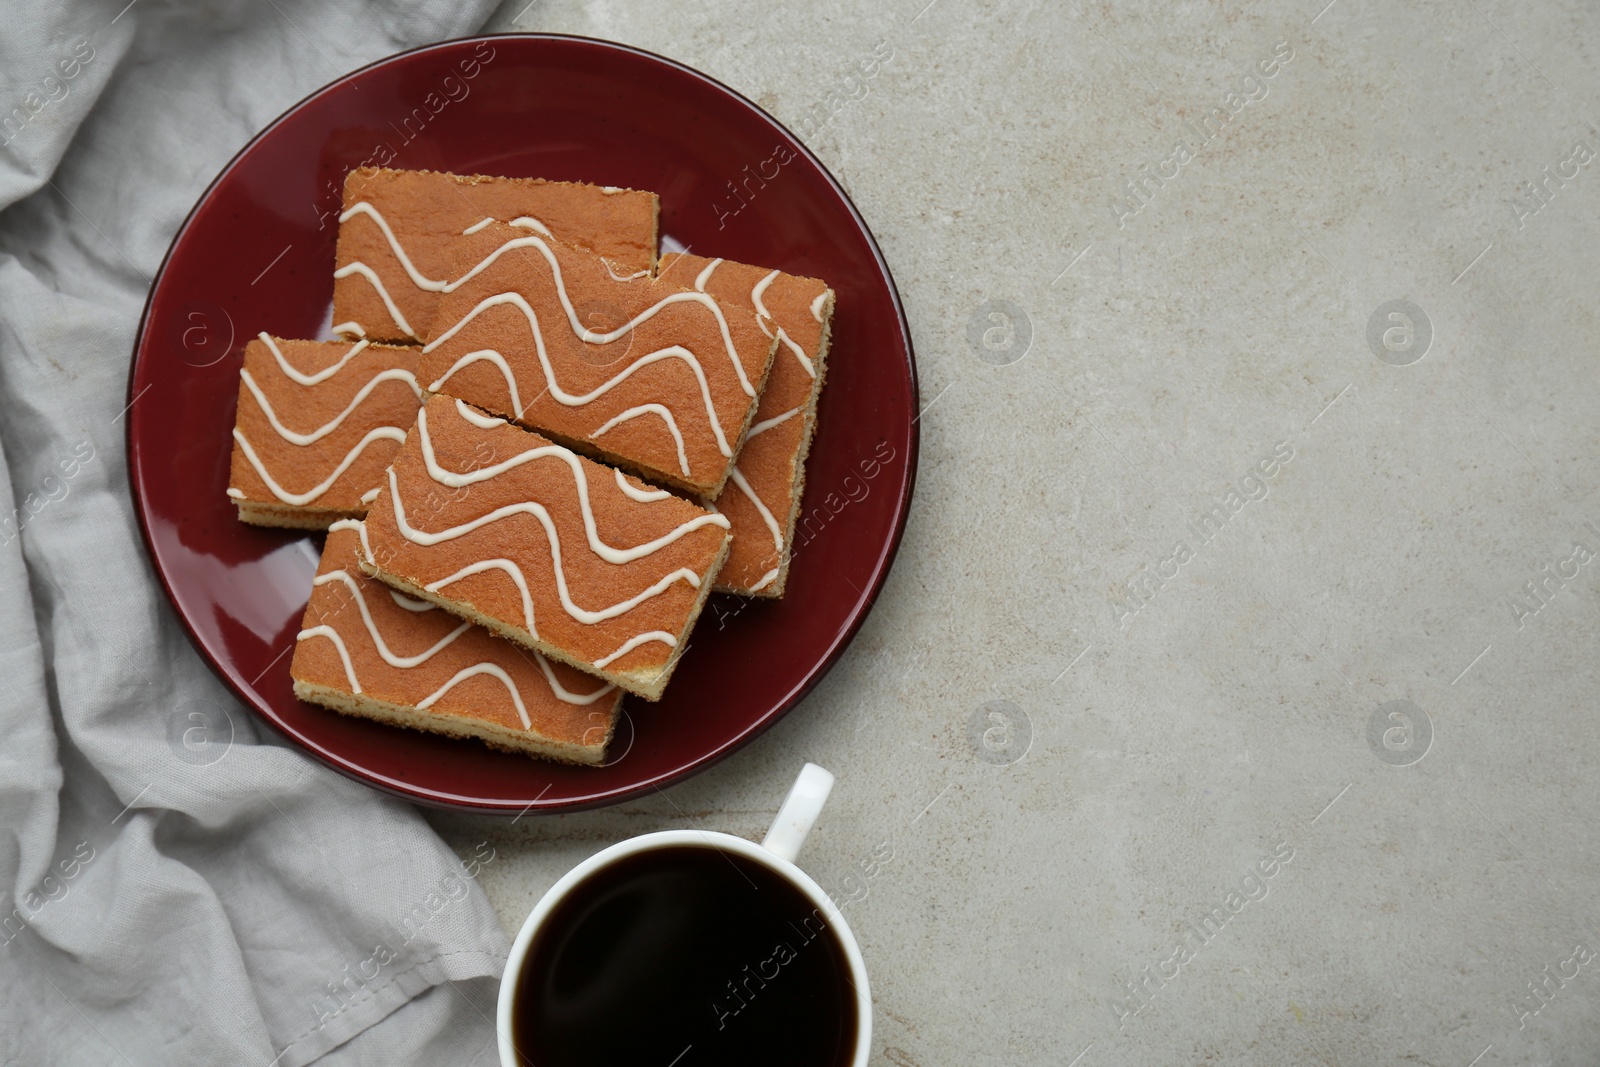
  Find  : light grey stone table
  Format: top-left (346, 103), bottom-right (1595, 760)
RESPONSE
top-left (430, 2), bottom-right (1600, 1062)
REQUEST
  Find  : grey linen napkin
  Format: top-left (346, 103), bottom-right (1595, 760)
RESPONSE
top-left (0, 3), bottom-right (516, 1064)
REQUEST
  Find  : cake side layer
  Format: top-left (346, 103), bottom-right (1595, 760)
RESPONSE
top-left (236, 503), bottom-right (365, 530)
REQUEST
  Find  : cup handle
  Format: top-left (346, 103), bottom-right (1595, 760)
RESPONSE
top-left (760, 763), bottom-right (834, 864)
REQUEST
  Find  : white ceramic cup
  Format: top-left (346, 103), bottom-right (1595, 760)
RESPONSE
top-left (497, 763), bottom-right (871, 1067)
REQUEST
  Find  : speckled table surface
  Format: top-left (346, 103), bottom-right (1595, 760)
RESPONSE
top-left (431, 2), bottom-right (1600, 1062)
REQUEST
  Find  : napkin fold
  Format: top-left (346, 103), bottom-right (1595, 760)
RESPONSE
top-left (0, 3), bottom-right (512, 1064)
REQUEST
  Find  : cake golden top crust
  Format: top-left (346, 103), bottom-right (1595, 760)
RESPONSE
top-left (332, 167), bottom-right (659, 343)
top-left (292, 524), bottom-right (620, 749)
top-left (227, 334), bottom-right (421, 511)
top-left (418, 221), bottom-right (775, 496)
top-left (658, 253), bottom-right (834, 595)
top-left (360, 396), bottom-right (730, 675)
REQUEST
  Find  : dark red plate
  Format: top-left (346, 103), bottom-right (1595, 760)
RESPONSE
top-left (126, 35), bottom-right (917, 812)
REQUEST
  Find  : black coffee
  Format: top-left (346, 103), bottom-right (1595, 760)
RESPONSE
top-left (511, 844), bottom-right (857, 1067)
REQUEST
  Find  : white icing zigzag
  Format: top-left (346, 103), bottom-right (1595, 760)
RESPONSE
top-left (334, 262), bottom-right (418, 338)
top-left (338, 203), bottom-right (758, 475)
top-left (726, 468), bottom-right (784, 593)
top-left (594, 631), bottom-right (677, 668)
top-left (297, 524), bottom-right (616, 729)
top-left (235, 426), bottom-right (405, 506)
top-left (239, 367), bottom-right (419, 446)
top-left (233, 335), bottom-right (419, 506)
top-left (693, 257), bottom-right (723, 292)
top-left (749, 269), bottom-right (815, 379)
top-left (695, 258), bottom-right (813, 379)
top-left (591, 404), bottom-right (690, 477)
top-left (678, 256), bottom-right (826, 589)
top-left (747, 406), bottom-right (801, 440)
top-left (424, 558), bottom-right (536, 635)
top-left (418, 401), bottom-right (728, 562)
top-left (604, 262), bottom-right (650, 282)
top-left (437, 230), bottom-right (756, 400)
top-left (694, 257), bottom-right (830, 590)
top-left (379, 402), bottom-right (727, 639)
top-left (425, 307), bottom-right (736, 461)
top-left (729, 470), bottom-right (784, 566)
top-left (341, 202), bottom-right (449, 291)
top-left (613, 468), bottom-right (672, 503)
top-left (388, 467), bottom-right (707, 628)
top-left (315, 568), bottom-right (474, 667)
top-left (260, 333), bottom-right (370, 386)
